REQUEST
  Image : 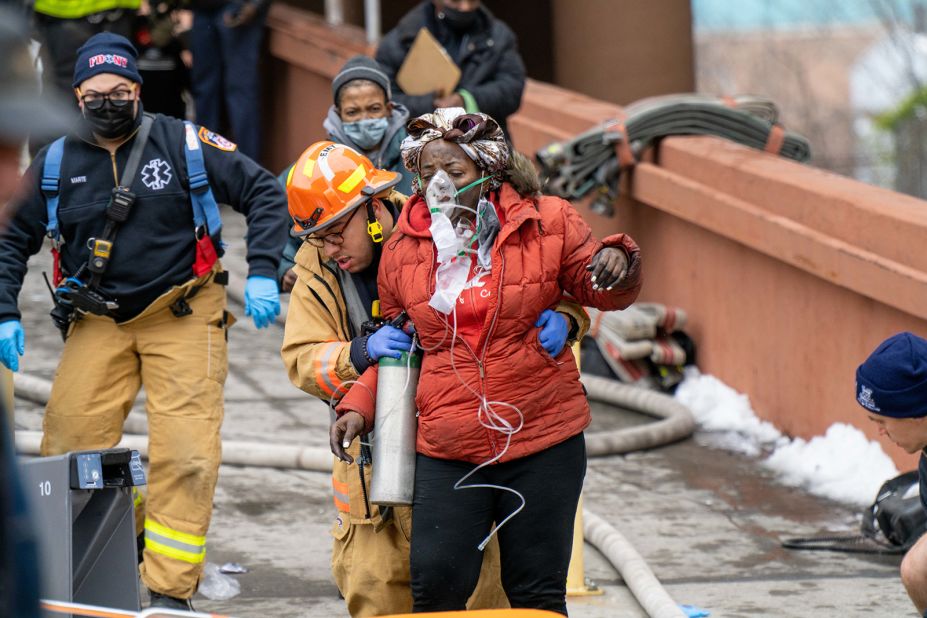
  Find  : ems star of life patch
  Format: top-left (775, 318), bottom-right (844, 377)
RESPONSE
top-left (198, 127), bottom-right (237, 151)
top-left (141, 158), bottom-right (173, 190)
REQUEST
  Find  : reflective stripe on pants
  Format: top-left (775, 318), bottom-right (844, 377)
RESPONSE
top-left (145, 518), bottom-right (207, 564)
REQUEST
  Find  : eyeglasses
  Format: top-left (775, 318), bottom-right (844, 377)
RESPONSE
top-left (79, 88), bottom-right (136, 111)
top-left (303, 207), bottom-right (360, 248)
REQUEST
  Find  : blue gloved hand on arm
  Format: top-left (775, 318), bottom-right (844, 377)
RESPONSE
top-left (536, 309), bottom-right (568, 357)
top-left (244, 275), bottom-right (280, 329)
top-left (0, 320), bottom-right (25, 372)
top-left (366, 325), bottom-right (413, 361)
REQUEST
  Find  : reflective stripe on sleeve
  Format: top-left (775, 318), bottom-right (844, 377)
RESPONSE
top-left (314, 342), bottom-right (345, 397)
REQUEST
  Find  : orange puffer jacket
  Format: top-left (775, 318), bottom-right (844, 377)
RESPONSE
top-left (338, 183), bottom-right (642, 464)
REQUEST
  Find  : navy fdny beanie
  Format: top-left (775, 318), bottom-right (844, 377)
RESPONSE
top-left (72, 32), bottom-right (142, 88)
top-left (856, 332), bottom-right (927, 418)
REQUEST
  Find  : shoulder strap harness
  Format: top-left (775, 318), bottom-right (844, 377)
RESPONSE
top-left (39, 120), bottom-right (226, 284)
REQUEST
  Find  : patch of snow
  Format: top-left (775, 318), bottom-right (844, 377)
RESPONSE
top-left (674, 369), bottom-right (783, 453)
top-left (674, 368), bottom-right (899, 506)
top-left (765, 423), bottom-right (899, 506)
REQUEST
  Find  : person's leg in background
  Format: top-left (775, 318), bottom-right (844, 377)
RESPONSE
top-left (30, 15), bottom-right (93, 154)
top-left (34, 16), bottom-right (91, 97)
top-left (215, 3), bottom-right (267, 161)
top-left (190, 8), bottom-right (224, 135)
top-left (492, 433), bottom-right (587, 616)
top-left (410, 454), bottom-right (495, 612)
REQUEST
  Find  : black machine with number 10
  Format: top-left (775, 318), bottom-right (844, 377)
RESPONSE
top-left (20, 447), bottom-right (146, 612)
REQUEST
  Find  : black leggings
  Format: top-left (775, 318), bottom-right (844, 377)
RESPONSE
top-left (410, 433), bottom-right (586, 615)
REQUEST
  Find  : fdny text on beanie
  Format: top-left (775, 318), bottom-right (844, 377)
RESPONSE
top-left (72, 32), bottom-right (142, 89)
top-left (856, 332), bottom-right (927, 418)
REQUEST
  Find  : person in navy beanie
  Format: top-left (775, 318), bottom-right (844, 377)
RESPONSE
top-left (856, 332), bottom-right (927, 617)
top-left (72, 32), bottom-right (143, 88)
top-left (0, 29), bottom-right (289, 612)
top-left (28, 0), bottom-right (138, 156)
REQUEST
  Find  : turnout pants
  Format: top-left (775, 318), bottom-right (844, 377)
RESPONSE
top-left (330, 442), bottom-right (509, 617)
top-left (40, 273), bottom-right (230, 599)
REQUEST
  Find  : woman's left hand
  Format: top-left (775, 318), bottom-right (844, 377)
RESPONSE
top-left (586, 247), bottom-right (629, 291)
top-left (330, 412), bottom-right (367, 463)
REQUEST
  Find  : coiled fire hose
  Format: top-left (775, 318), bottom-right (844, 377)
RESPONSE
top-left (536, 92), bottom-right (811, 216)
top-left (13, 369), bottom-right (693, 618)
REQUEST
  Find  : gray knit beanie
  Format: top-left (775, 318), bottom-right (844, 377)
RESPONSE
top-left (331, 55), bottom-right (391, 105)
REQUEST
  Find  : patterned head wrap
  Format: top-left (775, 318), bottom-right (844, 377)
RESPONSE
top-left (400, 107), bottom-right (510, 192)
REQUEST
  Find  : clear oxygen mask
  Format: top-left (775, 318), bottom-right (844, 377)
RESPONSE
top-left (425, 170), bottom-right (485, 314)
top-left (425, 170), bottom-right (478, 264)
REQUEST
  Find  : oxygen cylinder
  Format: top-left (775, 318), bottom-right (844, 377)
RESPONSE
top-left (370, 350), bottom-right (421, 506)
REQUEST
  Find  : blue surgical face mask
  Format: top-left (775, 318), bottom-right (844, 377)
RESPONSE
top-left (343, 117), bottom-right (389, 150)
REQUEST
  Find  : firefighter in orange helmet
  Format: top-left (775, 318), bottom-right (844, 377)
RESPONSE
top-left (280, 141), bottom-right (510, 616)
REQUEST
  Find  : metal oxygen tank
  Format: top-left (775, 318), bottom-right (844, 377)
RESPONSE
top-left (370, 343), bottom-right (421, 506)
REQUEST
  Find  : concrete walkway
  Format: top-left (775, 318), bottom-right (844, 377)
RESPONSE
top-left (12, 215), bottom-right (914, 617)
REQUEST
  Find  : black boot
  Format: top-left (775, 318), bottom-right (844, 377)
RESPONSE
top-left (148, 589), bottom-right (195, 611)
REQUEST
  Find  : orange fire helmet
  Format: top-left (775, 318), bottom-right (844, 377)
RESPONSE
top-left (286, 141), bottom-right (401, 238)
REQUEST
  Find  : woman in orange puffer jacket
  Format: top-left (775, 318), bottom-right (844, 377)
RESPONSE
top-left (334, 108), bottom-right (642, 615)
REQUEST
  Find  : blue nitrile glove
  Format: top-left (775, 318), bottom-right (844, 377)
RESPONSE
top-left (366, 325), bottom-right (413, 361)
top-left (536, 309), bottom-right (568, 357)
top-left (244, 275), bottom-right (280, 329)
top-left (0, 320), bottom-right (25, 372)
top-left (680, 605), bottom-right (710, 618)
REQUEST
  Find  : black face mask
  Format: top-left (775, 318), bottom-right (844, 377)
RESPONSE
top-left (439, 7), bottom-right (478, 32)
top-left (83, 100), bottom-right (137, 139)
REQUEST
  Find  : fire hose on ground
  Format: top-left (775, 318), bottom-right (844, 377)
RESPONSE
top-left (13, 369), bottom-right (694, 618)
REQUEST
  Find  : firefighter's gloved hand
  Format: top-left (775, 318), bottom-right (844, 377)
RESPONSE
top-left (244, 276), bottom-right (280, 329)
top-left (536, 309), bottom-right (568, 357)
top-left (0, 320), bottom-right (25, 372)
top-left (366, 325), bottom-right (412, 361)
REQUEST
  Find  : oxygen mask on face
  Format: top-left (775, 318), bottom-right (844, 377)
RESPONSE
top-left (426, 170), bottom-right (487, 314)
top-left (426, 170), bottom-right (476, 263)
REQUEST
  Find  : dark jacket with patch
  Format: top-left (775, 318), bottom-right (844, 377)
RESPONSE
top-left (375, 2), bottom-right (526, 136)
top-left (0, 111), bottom-right (289, 322)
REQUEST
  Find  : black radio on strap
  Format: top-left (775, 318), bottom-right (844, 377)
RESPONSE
top-left (87, 113), bottom-right (154, 289)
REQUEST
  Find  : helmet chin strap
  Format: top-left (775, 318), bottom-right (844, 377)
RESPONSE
top-left (365, 198), bottom-right (384, 243)
top-left (366, 198), bottom-right (385, 267)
